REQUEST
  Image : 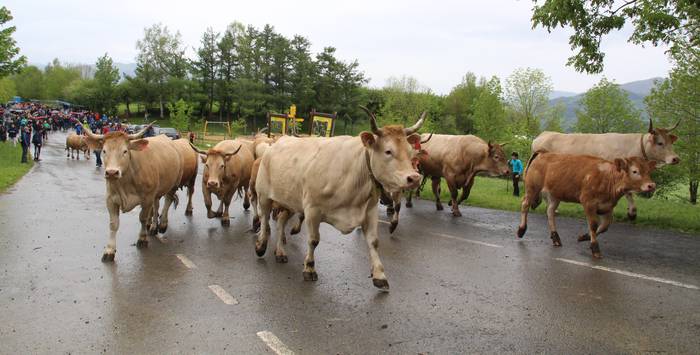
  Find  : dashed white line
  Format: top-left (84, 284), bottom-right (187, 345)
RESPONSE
top-left (175, 254), bottom-right (197, 269)
top-left (556, 258), bottom-right (699, 290)
top-left (257, 330), bottom-right (295, 355)
top-left (208, 284), bottom-right (238, 305)
top-left (433, 233), bottom-right (503, 248)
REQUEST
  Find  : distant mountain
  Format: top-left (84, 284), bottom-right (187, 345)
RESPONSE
top-left (549, 90), bottom-right (578, 100)
top-left (550, 78), bottom-right (662, 131)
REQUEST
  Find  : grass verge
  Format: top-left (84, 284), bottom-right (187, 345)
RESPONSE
top-left (417, 176), bottom-right (700, 235)
top-left (0, 142), bottom-right (33, 193)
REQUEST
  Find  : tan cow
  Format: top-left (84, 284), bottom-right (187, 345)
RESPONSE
top-left (255, 107), bottom-right (425, 289)
top-left (153, 138), bottom-right (199, 232)
top-left (405, 134), bottom-right (510, 217)
top-left (83, 125), bottom-right (184, 261)
top-left (65, 133), bottom-right (90, 160)
top-left (191, 139), bottom-right (254, 227)
top-left (517, 152), bottom-right (656, 258)
top-left (532, 119), bottom-right (679, 220)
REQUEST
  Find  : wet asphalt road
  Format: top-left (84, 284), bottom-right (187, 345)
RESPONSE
top-left (0, 132), bottom-right (699, 354)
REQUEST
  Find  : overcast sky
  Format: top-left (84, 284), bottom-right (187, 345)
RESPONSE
top-left (6, 0), bottom-right (671, 94)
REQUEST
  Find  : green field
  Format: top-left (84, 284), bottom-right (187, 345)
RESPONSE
top-left (0, 142), bottom-right (33, 193)
top-left (416, 176), bottom-right (700, 235)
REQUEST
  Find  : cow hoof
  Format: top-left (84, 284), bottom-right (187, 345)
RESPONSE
top-left (158, 225), bottom-right (167, 234)
top-left (290, 226), bottom-right (301, 235)
top-left (148, 228), bottom-right (157, 236)
top-left (590, 241), bottom-right (601, 258)
top-left (627, 212), bottom-right (637, 221)
top-left (207, 211), bottom-right (216, 219)
top-left (303, 271), bottom-right (318, 281)
top-left (255, 241), bottom-right (268, 257)
top-left (185, 210), bottom-right (193, 216)
top-left (215, 211), bottom-right (223, 218)
top-left (436, 204), bottom-right (444, 211)
top-left (452, 210), bottom-right (462, 217)
top-left (243, 201), bottom-right (250, 210)
top-left (550, 232), bottom-right (562, 247)
top-left (136, 239), bottom-right (148, 248)
top-left (372, 278), bottom-right (390, 290)
top-left (389, 221), bottom-right (398, 234)
top-left (517, 225), bottom-right (527, 238)
top-left (221, 218), bottom-right (230, 227)
top-left (275, 254), bottom-right (288, 263)
top-left (405, 201), bottom-right (413, 208)
top-left (101, 253), bottom-right (115, 262)
top-left (577, 233), bottom-right (591, 242)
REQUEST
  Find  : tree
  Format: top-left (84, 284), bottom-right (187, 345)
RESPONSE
top-left (575, 78), bottom-right (642, 133)
top-left (93, 53), bottom-right (120, 115)
top-left (473, 76), bottom-right (508, 141)
top-left (43, 59), bottom-right (81, 100)
top-left (531, 0), bottom-right (700, 73)
top-left (193, 27), bottom-right (219, 119)
top-left (0, 6), bottom-right (26, 78)
top-left (646, 49), bottom-right (700, 204)
top-left (216, 22), bottom-right (242, 120)
top-left (444, 73), bottom-right (482, 134)
top-left (0, 76), bottom-right (15, 102)
top-left (504, 67), bottom-right (553, 138)
top-left (381, 75), bottom-right (432, 126)
top-left (167, 99), bottom-right (193, 132)
top-left (542, 101), bottom-right (566, 132)
top-left (13, 65), bottom-right (44, 99)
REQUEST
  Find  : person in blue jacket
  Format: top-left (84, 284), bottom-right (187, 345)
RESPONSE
top-left (20, 125), bottom-right (31, 163)
top-left (509, 152), bottom-right (523, 196)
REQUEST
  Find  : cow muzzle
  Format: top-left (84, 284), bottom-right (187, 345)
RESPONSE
top-left (105, 169), bottom-right (121, 179)
top-left (642, 183), bottom-right (656, 193)
top-left (402, 172), bottom-right (422, 190)
top-left (207, 181), bottom-right (220, 189)
top-left (669, 156), bottom-right (680, 165)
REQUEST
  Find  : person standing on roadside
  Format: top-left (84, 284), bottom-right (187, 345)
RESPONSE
top-left (8, 124), bottom-right (18, 146)
top-left (32, 121), bottom-right (43, 161)
top-left (508, 152), bottom-right (523, 197)
top-left (20, 125), bottom-right (31, 163)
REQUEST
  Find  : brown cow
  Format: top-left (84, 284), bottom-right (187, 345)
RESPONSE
top-left (83, 125), bottom-right (184, 261)
top-left (191, 139), bottom-right (254, 226)
top-left (154, 138), bottom-right (199, 232)
top-left (405, 134), bottom-right (510, 217)
top-left (65, 133), bottom-right (90, 160)
top-left (517, 152), bottom-right (656, 258)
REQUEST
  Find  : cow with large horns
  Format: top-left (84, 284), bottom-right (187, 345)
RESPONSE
top-left (190, 139), bottom-right (254, 227)
top-left (531, 118), bottom-right (680, 220)
top-left (254, 106), bottom-right (426, 289)
top-left (83, 123), bottom-right (184, 261)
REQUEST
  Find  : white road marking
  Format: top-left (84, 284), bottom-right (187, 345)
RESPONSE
top-left (471, 221), bottom-right (512, 233)
top-left (257, 330), bottom-right (295, 355)
top-left (208, 284), bottom-right (238, 305)
top-left (433, 233), bottom-right (503, 248)
top-left (175, 254), bottom-right (197, 269)
top-left (378, 220), bottom-right (391, 225)
top-left (556, 258), bottom-right (699, 290)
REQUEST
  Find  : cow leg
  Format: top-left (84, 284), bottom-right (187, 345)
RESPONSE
top-left (215, 200), bottom-right (224, 218)
top-left (457, 175), bottom-right (476, 205)
top-left (148, 198), bottom-right (160, 236)
top-left (137, 203), bottom-right (152, 248)
top-left (185, 183), bottom-right (195, 216)
top-left (578, 212), bottom-right (613, 242)
top-left (389, 191), bottom-right (400, 234)
top-left (250, 190), bottom-right (260, 232)
top-left (158, 190), bottom-right (177, 233)
top-left (255, 196), bottom-right (272, 257)
top-left (546, 197), bottom-right (562, 247)
top-left (274, 209), bottom-right (290, 263)
top-left (221, 190), bottom-right (235, 227)
top-left (302, 210), bottom-right (321, 281)
top-left (290, 213), bottom-right (304, 235)
top-left (405, 189), bottom-right (413, 208)
top-left (432, 177), bottom-right (443, 211)
top-left (242, 187), bottom-right (251, 210)
top-left (446, 179), bottom-right (461, 217)
top-left (583, 206), bottom-right (602, 259)
top-left (102, 202), bottom-right (120, 261)
top-left (625, 193), bottom-right (637, 221)
top-left (517, 190), bottom-right (537, 239)
top-left (362, 208), bottom-right (389, 290)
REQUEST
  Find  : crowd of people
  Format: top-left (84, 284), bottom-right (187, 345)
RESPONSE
top-left (1, 102), bottom-right (127, 165)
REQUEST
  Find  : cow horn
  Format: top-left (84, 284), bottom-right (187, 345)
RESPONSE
top-left (648, 118), bottom-right (654, 133)
top-left (359, 105), bottom-right (381, 135)
top-left (257, 126), bottom-right (268, 135)
top-left (224, 144), bottom-right (243, 158)
top-left (129, 121), bottom-right (155, 140)
top-left (421, 132), bottom-right (433, 144)
top-left (189, 142), bottom-right (208, 156)
top-left (83, 125), bottom-right (104, 140)
top-left (404, 111), bottom-right (427, 135)
top-left (668, 119), bottom-right (681, 131)
top-left (499, 142), bottom-right (508, 148)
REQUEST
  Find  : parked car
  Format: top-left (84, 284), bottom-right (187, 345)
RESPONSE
top-left (157, 127), bottom-right (180, 140)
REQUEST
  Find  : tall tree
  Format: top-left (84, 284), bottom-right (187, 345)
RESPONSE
top-left (13, 65), bottom-right (44, 99)
top-left (193, 27), bottom-right (219, 119)
top-left (504, 67), bottom-right (553, 138)
top-left (444, 73), bottom-right (482, 134)
top-left (288, 35), bottom-right (317, 115)
top-left (531, 0), bottom-right (700, 73)
top-left (575, 78), bottom-right (642, 133)
top-left (43, 59), bottom-right (81, 100)
top-left (0, 6), bottom-right (26, 78)
top-left (93, 53), bottom-right (120, 115)
top-left (216, 22), bottom-right (242, 120)
top-left (473, 76), bottom-right (508, 141)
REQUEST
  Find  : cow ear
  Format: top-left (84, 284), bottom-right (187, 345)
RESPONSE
top-left (360, 131), bottom-right (376, 147)
top-left (199, 155), bottom-right (208, 164)
top-left (614, 158), bottom-right (627, 172)
top-left (669, 134), bottom-right (678, 143)
top-left (406, 133), bottom-right (420, 145)
top-left (129, 139), bottom-right (149, 151)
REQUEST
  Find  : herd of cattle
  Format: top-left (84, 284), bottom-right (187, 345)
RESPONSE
top-left (66, 109), bottom-right (680, 289)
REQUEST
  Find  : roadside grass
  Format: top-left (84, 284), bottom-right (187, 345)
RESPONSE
top-left (0, 142), bottom-right (33, 193)
top-left (416, 176), bottom-right (700, 235)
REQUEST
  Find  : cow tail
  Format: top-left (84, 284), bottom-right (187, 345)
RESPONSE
top-left (525, 150), bottom-right (545, 209)
top-left (525, 150), bottom-right (544, 175)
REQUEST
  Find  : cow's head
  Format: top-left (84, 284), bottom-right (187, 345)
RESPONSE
top-left (615, 156), bottom-right (657, 193)
top-left (477, 141), bottom-right (510, 177)
top-left (191, 143), bottom-right (242, 191)
top-left (360, 107), bottom-right (425, 193)
top-left (646, 119), bottom-right (680, 165)
top-left (84, 123), bottom-right (152, 180)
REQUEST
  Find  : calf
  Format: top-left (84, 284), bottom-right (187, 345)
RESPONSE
top-left (65, 133), bottom-right (90, 160)
top-left (517, 152), bottom-right (656, 258)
